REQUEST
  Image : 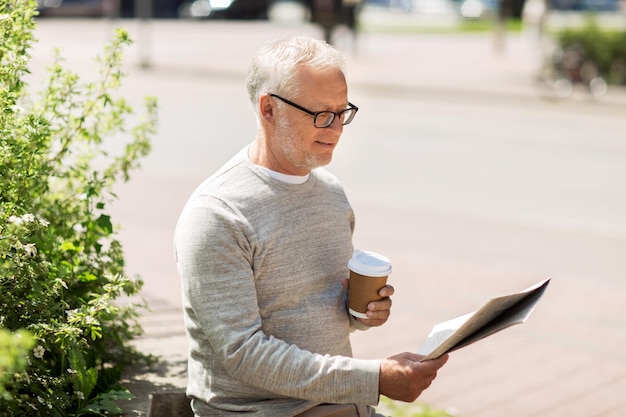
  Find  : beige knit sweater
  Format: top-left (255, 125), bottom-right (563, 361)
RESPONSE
top-left (174, 147), bottom-right (380, 417)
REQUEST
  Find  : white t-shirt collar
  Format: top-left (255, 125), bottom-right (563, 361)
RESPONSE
top-left (257, 166), bottom-right (310, 185)
top-left (246, 146), bottom-right (310, 185)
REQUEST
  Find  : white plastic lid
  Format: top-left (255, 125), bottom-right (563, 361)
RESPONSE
top-left (348, 250), bottom-right (392, 277)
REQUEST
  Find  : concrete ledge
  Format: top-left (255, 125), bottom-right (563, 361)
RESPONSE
top-left (148, 391), bottom-right (193, 417)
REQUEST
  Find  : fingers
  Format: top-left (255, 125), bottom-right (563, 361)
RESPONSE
top-left (379, 353), bottom-right (449, 402)
top-left (357, 296), bottom-right (390, 324)
top-left (417, 353), bottom-right (449, 368)
top-left (378, 284), bottom-right (394, 298)
top-left (357, 285), bottom-right (394, 325)
top-left (343, 281), bottom-right (394, 299)
top-left (433, 354), bottom-right (449, 368)
top-left (408, 354), bottom-right (447, 397)
top-left (343, 280), bottom-right (394, 298)
top-left (367, 284), bottom-right (394, 314)
top-left (358, 314), bottom-right (389, 327)
top-left (367, 296), bottom-right (392, 312)
top-left (347, 282), bottom-right (394, 326)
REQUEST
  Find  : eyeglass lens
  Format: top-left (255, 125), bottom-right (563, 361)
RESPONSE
top-left (315, 108), bottom-right (357, 128)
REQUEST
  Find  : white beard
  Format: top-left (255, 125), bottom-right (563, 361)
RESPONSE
top-left (273, 116), bottom-right (330, 172)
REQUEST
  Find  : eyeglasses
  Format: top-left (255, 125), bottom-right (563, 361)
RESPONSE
top-left (269, 93), bottom-right (359, 128)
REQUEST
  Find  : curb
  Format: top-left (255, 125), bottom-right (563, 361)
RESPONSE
top-left (120, 303), bottom-right (188, 417)
top-left (148, 391), bottom-right (193, 417)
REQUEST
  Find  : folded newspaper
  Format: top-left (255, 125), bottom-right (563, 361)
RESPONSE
top-left (417, 278), bottom-right (550, 361)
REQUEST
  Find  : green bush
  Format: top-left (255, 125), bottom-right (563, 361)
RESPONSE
top-left (378, 397), bottom-right (455, 417)
top-left (556, 20), bottom-right (626, 85)
top-left (0, 0), bottom-right (157, 415)
top-left (0, 330), bottom-right (35, 399)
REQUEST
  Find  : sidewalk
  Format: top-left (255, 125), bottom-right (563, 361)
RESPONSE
top-left (127, 19), bottom-right (626, 107)
top-left (29, 17), bottom-right (626, 417)
top-left (31, 16), bottom-right (626, 108)
top-left (120, 298), bottom-right (188, 416)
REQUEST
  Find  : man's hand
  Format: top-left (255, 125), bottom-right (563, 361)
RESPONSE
top-left (379, 353), bottom-right (449, 402)
top-left (342, 278), bottom-right (394, 327)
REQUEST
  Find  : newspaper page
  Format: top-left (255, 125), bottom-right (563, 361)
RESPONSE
top-left (417, 278), bottom-right (550, 361)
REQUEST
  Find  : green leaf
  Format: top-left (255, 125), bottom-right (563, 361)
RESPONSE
top-left (69, 348), bottom-right (98, 399)
top-left (76, 388), bottom-right (134, 416)
top-left (61, 240), bottom-right (77, 252)
top-left (78, 272), bottom-right (97, 282)
top-left (95, 214), bottom-right (113, 234)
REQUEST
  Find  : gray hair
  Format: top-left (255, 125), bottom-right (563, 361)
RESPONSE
top-left (245, 35), bottom-right (346, 114)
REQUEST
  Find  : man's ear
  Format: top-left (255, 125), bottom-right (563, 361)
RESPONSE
top-left (259, 94), bottom-right (274, 124)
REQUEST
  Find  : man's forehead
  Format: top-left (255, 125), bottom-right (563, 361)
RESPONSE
top-left (293, 67), bottom-right (347, 96)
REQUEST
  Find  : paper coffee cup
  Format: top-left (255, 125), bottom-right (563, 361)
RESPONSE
top-left (348, 250), bottom-right (392, 319)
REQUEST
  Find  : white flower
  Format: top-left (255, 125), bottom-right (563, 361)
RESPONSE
top-left (33, 345), bottom-right (45, 359)
top-left (39, 218), bottom-right (50, 227)
top-left (37, 396), bottom-right (45, 404)
top-left (67, 368), bottom-right (78, 375)
top-left (84, 316), bottom-right (98, 325)
top-left (8, 215), bottom-right (23, 225)
top-left (76, 391), bottom-right (85, 400)
top-left (73, 223), bottom-right (87, 234)
top-left (8, 214), bottom-right (36, 224)
top-left (23, 243), bottom-right (37, 257)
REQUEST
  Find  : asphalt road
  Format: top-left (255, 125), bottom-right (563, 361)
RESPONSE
top-left (27, 17), bottom-right (626, 417)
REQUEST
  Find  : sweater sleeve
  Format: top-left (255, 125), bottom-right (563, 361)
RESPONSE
top-left (175, 194), bottom-right (381, 405)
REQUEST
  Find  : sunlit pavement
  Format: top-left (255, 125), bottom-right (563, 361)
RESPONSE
top-left (29, 10), bottom-right (626, 106)
top-left (28, 14), bottom-right (626, 417)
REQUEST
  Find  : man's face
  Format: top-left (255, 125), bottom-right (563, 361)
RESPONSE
top-left (269, 66), bottom-right (349, 176)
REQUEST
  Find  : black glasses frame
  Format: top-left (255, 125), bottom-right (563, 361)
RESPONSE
top-left (269, 93), bottom-right (359, 128)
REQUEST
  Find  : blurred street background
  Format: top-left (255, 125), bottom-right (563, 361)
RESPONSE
top-left (26, 1), bottom-right (626, 416)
